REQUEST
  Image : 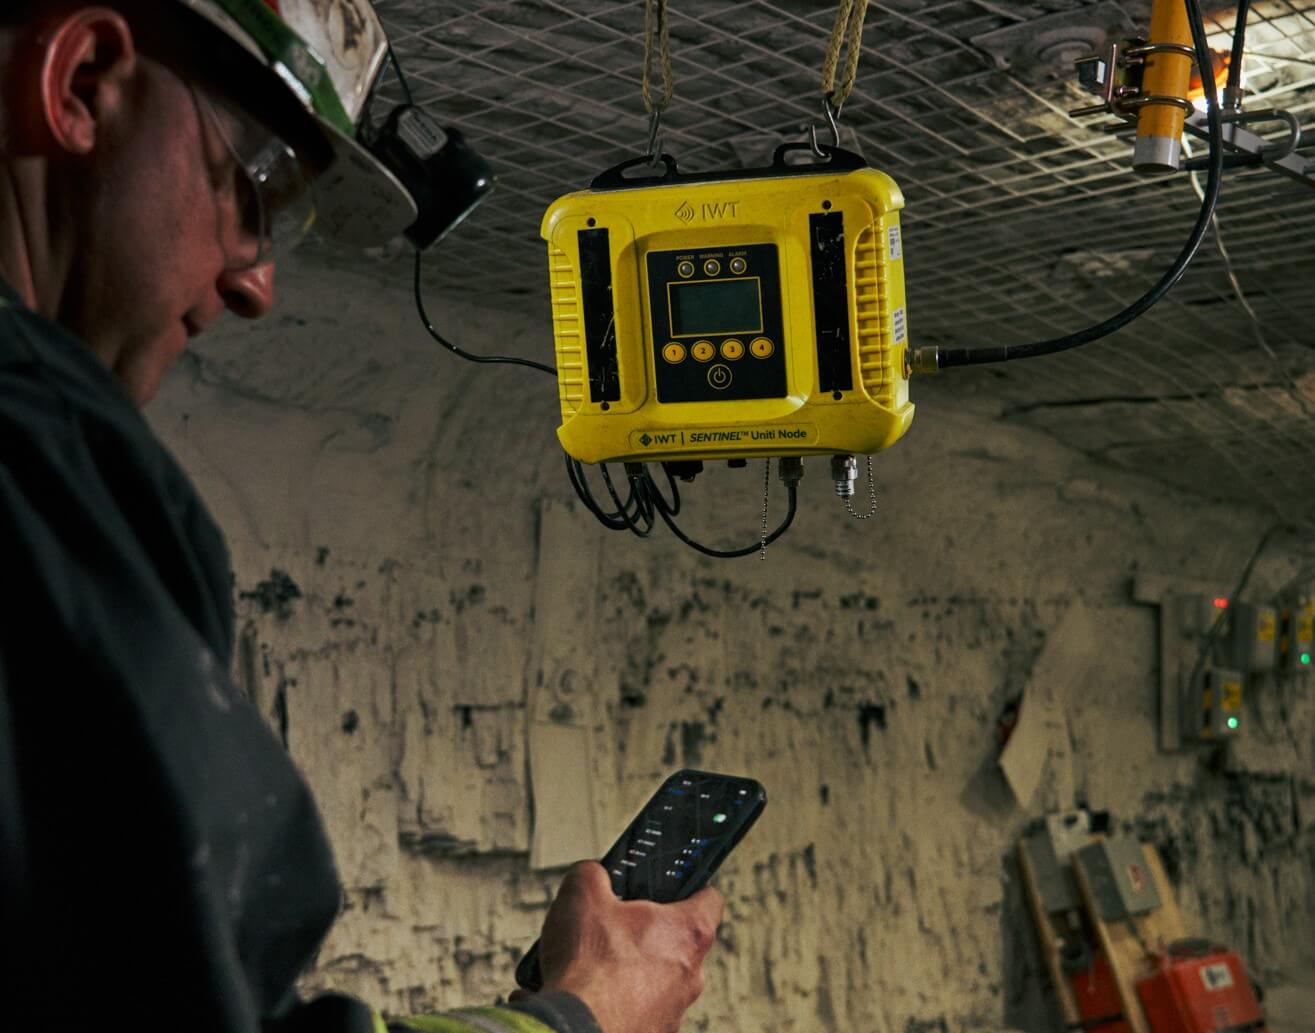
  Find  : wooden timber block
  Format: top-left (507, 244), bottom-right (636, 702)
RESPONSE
top-left (1072, 842), bottom-right (1188, 1033)
top-left (1018, 839), bottom-right (1085, 1030)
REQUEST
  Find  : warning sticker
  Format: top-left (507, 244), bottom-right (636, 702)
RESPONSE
top-left (887, 224), bottom-right (903, 262)
top-left (892, 306), bottom-right (907, 344)
top-left (629, 425), bottom-right (818, 451)
top-left (1200, 963), bottom-right (1234, 992)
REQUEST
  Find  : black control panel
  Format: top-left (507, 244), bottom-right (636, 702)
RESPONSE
top-left (646, 243), bottom-right (787, 403)
top-left (809, 212), bottom-right (852, 395)
top-left (578, 227), bottom-right (620, 403)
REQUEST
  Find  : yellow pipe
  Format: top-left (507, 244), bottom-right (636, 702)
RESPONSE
top-left (1135, 0), bottom-right (1194, 173)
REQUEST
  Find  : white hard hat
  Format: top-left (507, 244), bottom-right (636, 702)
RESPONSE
top-left (177, 0), bottom-right (419, 247)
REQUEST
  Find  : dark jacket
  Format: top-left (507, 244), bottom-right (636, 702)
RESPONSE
top-left (0, 278), bottom-right (594, 1033)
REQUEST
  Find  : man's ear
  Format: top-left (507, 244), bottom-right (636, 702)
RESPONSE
top-left (40, 7), bottom-right (137, 156)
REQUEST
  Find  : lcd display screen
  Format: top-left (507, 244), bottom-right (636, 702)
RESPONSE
top-left (669, 279), bottom-right (762, 337)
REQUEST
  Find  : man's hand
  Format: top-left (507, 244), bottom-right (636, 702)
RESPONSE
top-left (536, 860), bottom-right (724, 1033)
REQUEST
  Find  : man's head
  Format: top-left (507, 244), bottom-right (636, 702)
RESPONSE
top-left (0, 0), bottom-right (414, 405)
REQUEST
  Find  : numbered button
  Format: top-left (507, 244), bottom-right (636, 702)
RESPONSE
top-left (721, 339), bottom-right (745, 360)
top-left (703, 259), bottom-right (721, 276)
top-left (729, 257), bottom-right (747, 275)
top-left (663, 342), bottom-right (687, 364)
top-left (707, 364), bottom-right (733, 390)
top-left (677, 260), bottom-right (695, 278)
top-left (750, 336), bottom-right (775, 359)
top-left (691, 340), bottom-right (716, 362)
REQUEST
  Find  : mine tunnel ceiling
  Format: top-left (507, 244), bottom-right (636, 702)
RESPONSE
top-left (357, 0), bottom-right (1315, 524)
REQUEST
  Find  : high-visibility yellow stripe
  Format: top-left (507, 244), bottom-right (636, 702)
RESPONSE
top-left (392, 1008), bottom-right (556, 1033)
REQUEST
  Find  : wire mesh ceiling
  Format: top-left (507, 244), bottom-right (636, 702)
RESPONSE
top-left (368, 0), bottom-right (1315, 526)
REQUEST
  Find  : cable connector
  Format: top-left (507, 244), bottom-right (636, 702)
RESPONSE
top-left (910, 346), bottom-right (941, 375)
top-left (777, 456), bottom-right (805, 486)
top-left (830, 454), bottom-right (857, 498)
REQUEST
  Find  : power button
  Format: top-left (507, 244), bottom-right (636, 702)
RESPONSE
top-left (707, 364), bottom-right (733, 390)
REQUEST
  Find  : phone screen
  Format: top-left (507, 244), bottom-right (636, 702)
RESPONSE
top-left (602, 769), bottom-right (765, 903)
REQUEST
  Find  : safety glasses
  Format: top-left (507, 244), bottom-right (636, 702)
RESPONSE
top-left (191, 85), bottom-right (317, 268)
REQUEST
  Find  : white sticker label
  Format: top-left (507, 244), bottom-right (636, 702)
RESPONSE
top-left (892, 306), bottom-right (907, 344)
top-left (1201, 963), bottom-right (1234, 991)
top-left (888, 225), bottom-right (903, 262)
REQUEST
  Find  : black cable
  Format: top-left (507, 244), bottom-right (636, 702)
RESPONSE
top-left (390, 45), bottom-right (556, 376)
top-left (413, 251), bottom-right (558, 376)
top-left (653, 481), bottom-right (798, 559)
top-left (568, 457), bottom-right (626, 529)
top-left (600, 463), bottom-right (653, 537)
top-left (566, 454), bottom-right (636, 530)
top-left (387, 43), bottom-right (415, 105)
top-left (935, 0), bottom-right (1224, 369)
top-left (629, 471), bottom-right (657, 527)
top-left (567, 455), bottom-right (797, 557)
top-left (647, 464), bottom-right (682, 518)
top-left (1227, 0), bottom-right (1252, 106)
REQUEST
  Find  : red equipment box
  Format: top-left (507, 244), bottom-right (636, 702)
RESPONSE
top-left (1071, 950), bottom-right (1130, 1032)
top-left (1136, 942), bottom-right (1267, 1033)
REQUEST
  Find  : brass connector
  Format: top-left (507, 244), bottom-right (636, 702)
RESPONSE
top-left (910, 346), bottom-right (941, 375)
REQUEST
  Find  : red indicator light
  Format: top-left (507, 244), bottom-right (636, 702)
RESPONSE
top-left (1213, 597), bottom-right (1229, 609)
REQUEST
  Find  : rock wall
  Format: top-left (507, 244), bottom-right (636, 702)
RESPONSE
top-left (151, 258), bottom-right (1315, 1032)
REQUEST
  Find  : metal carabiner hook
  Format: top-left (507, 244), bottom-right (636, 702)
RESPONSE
top-left (808, 94), bottom-right (842, 158)
top-left (645, 109), bottom-right (664, 165)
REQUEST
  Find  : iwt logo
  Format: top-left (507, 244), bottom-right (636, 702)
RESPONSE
top-left (672, 199), bottom-right (740, 223)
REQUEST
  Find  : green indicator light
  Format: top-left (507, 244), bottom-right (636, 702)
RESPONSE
top-left (712, 813), bottom-right (727, 824)
top-left (1302, 653), bottom-right (1311, 665)
top-left (1227, 717), bottom-right (1240, 730)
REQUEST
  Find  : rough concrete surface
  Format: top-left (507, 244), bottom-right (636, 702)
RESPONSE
top-left (151, 256), bottom-right (1315, 1032)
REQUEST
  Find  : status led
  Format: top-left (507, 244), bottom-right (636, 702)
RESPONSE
top-left (712, 813), bottom-right (727, 824)
top-left (1227, 717), bottom-right (1240, 730)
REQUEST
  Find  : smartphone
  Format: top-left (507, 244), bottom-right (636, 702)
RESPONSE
top-left (514, 768), bottom-right (767, 991)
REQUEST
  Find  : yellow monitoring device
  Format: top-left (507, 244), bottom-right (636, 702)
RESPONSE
top-left (541, 145), bottom-right (913, 467)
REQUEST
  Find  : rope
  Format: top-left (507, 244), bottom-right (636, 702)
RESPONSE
top-left (642, 0), bottom-right (673, 113)
top-left (821, 0), bottom-right (870, 111)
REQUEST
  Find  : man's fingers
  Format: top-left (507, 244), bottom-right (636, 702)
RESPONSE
top-left (553, 859), bottom-right (616, 916)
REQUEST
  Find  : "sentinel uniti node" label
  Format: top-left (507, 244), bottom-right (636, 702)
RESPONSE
top-left (629, 425), bottom-right (819, 450)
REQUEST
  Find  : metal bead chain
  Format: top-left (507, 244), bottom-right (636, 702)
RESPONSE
top-left (760, 459), bottom-right (772, 560)
top-left (844, 455), bottom-right (878, 519)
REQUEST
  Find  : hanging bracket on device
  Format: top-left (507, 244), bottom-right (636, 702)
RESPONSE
top-left (808, 94), bottom-right (843, 159)
top-left (1069, 38), bottom-right (1196, 128)
top-left (644, 109), bottom-right (666, 166)
top-left (590, 143), bottom-right (868, 191)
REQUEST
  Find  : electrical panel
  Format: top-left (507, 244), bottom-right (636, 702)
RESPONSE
top-left (1225, 603), bottom-right (1277, 672)
top-left (1280, 597), bottom-right (1314, 673)
top-left (1023, 831), bottom-right (1079, 914)
top-left (1186, 667), bottom-right (1244, 740)
top-left (1075, 837), bottom-right (1162, 921)
top-left (1175, 593), bottom-right (1229, 637)
top-left (1140, 577), bottom-right (1314, 753)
